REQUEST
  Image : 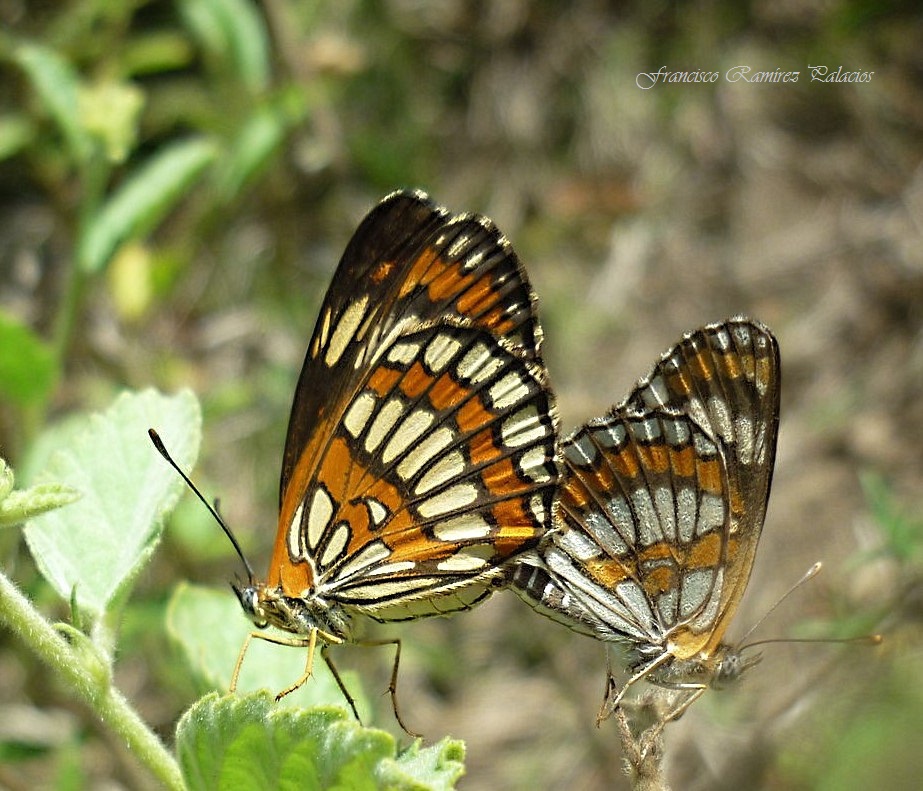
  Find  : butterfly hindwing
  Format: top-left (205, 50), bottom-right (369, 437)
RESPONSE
top-left (307, 326), bottom-right (557, 618)
top-left (516, 409), bottom-right (730, 648)
top-left (513, 318), bottom-right (781, 662)
top-left (621, 319), bottom-right (781, 645)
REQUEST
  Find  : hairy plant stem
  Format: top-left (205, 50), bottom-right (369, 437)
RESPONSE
top-left (0, 571), bottom-right (184, 790)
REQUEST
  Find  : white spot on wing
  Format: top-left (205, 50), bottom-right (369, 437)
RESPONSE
top-left (343, 392), bottom-right (376, 438)
top-left (415, 450), bottom-right (466, 495)
top-left (707, 394), bottom-right (733, 443)
top-left (697, 492), bottom-right (726, 536)
top-left (387, 340), bottom-right (422, 366)
top-left (307, 487), bottom-right (334, 551)
top-left (325, 295), bottom-right (369, 366)
top-left (330, 540), bottom-right (390, 582)
top-left (676, 487), bottom-right (698, 543)
top-left (488, 371), bottom-right (531, 410)
top-left (397, 426), bottom-right (455, 481)
top-left (365, 560), bottom-right (416, 577)
top-left (431, 512), bottom-right (493, 541)
top-left (457, 342), bottom-right (505, 383)
top-left (565, 432), bottom-right (597, 464)
top-left (418, 483), bottom-right (479, 517)
top-left (501, 406), bottom-right (548, 448)
top-left (734, 414), bottom-right (755, 463)
top-left (604, 495), bottom-right (636, 544)
top-left (424, 334), bottom-right (462, 372)
top-left (632, 488), bottom-right (660, 546)
top-left (662, 416), bottom-right (690, 446)
top-left (320, 522), bottom-right (350, 567)
top-left (447, 233), bottom-right (470, 258)
top-left (365, 397), bottom-right (405, 453)
top-left (519, 445), bottom-right (553, 482)
top-left (365, 498), bottom-right (389, 527)
top-left (559, 528), bottom-right (602, 561)
top-left (680, 567), bottom-right (715, 618)
top-left (595, 421), bottom-right (627, 449)
top-left (654, 484), bottom-right (677, 541)
top-left (583, 509), bottom-right (629, 556)
top-left (382, 408), bottom-right (435, 464)
top-left (437, 553), bottom-right (489, 572)
top-left (287, 500), bottom-right (305, 559)
top-left (317, 307), bottom-right (332, 355)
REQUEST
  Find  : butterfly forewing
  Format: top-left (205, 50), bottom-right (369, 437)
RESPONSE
top-left (268, 191), bottom-right (559, 621)
top-left (281, 190), bottom-right (544, 501)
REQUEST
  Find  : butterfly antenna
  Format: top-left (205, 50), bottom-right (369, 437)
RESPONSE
top-left (148, 428), bottom-right (256, 582)
top-left (737, 561), bottom-right (823, 649)
top-left (738, 561), bottom-right (883, 652)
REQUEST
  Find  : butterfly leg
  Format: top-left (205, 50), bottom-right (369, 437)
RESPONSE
top-left (658, 685), bottom-right (706, 724)
top-left (231, 627), bottom-right (346, 699)
top-left (229, 632), bottom-right (255, 693)
top-left (358, 636), bottom-right (420, 738)
top-left (596, 652), bottom-right (673, 726)
top-left (275, 627), bottom-right (320, 699)
top-left (318, 642), bottom-right (362, 722)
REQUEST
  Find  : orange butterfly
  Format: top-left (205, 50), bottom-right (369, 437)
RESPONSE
top-left (512, 319), bottom-right (780, 722)
top-left (156, 190), bottom-right (561, 731)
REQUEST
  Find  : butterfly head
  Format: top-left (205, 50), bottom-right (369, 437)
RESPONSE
top-left (710, 644), bottom-right (763, 689)
top-left (231, 579), bottom-right (352, 641)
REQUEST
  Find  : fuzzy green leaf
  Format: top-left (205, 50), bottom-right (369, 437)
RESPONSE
top-left (213, 96), bottom-right (305, 201)
top-left (385, 740), bottom-right (466, 790)
top-left (23, 389), bottom-right (200, 618)
top-left (0, 479), bottom-right (80, 528)
top-left (0, 113), bottom-right (33, 161)
top-left (176, 692), bottom-right (465, 791)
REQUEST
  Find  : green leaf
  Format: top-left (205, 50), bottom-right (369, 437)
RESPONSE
top-left (78, 138), bottom-right (218, 273)
top-left (385, 740), bottom-right (466, 790)
top-left (13, 42), bottom-right (91, 163)
top-left (213, 94), bottom-right (306, 201)
top-left (178, 0), bottom-right (271, 92)
top-left (23, 389), bottom-right (200, 618)
top-left (176, 692), bottom-right (465, 791)
top-left (0, 310), bottom-right (57, 407)
top-left (166, 583), bottom-right (369, 717)
top-left (0, 475), bottom-right (81, 528)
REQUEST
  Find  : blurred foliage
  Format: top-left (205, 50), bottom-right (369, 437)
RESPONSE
top-left (0, 0), bottom-right (921, 788)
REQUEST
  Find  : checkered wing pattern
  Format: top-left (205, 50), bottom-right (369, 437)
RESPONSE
top-left (261, 190), bottom-right (559, 631)
top-left (621, 318), bottom-right (781, 653)
top-left (512, 319), bottom-right (780, 673)
top-left (518, 410), bottom-right (731, 651)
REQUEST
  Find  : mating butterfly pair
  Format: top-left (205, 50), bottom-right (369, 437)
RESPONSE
top-left (158, 190), bottom-right (780, 730)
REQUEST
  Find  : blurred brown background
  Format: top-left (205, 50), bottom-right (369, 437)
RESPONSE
top-left (1, 1), bottom-right (920, 789)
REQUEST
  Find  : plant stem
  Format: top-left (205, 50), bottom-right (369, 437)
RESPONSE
top-left (0, 571), bottom-right (184, 791)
